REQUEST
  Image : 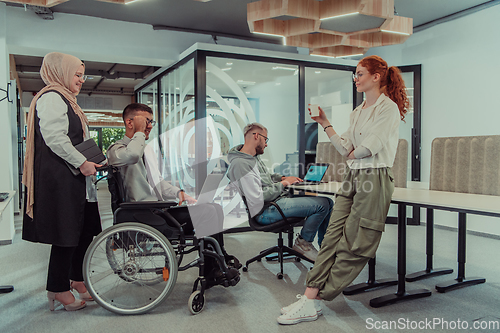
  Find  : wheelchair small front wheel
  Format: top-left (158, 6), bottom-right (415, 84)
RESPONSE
top-left (188, 290), bottom-right (205, 315)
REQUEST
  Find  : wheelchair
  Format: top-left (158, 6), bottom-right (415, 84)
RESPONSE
top-left (83, 166), bottom-right (240, 315)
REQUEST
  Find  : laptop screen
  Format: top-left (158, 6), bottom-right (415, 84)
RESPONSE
top-left (303, 164), bottom-right (328, 182)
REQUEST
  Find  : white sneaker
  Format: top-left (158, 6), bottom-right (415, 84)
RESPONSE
top-left (280, 294), bottom-right (322, 315)
top-left (277, 295), bottom-right (319, 325)
top-left (292, 235), bottom-right (319, 262)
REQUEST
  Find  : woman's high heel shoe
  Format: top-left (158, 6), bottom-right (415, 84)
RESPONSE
top-left (70, 280), bottom-right (93, 302)
top-left (47, 291), bottom-right (86, 311)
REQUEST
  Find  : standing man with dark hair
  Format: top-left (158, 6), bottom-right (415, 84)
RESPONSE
top-left (107, 103), bottom-right (240, 287)
top-left (227, 123), bottom-right (334, 262)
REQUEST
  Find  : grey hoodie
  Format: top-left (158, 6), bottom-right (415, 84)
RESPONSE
top-left (227, 144), bottom-right (288, 217)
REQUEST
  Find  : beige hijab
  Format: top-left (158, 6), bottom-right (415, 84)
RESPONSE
top-left (22, 52), bottom-right (89, 219)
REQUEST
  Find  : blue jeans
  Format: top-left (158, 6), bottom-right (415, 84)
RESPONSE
top-left (256, 195), bottom-right (334, 246)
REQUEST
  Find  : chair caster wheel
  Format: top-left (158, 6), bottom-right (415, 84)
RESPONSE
top-left (242, 266), bottom-right (248, 272)
top-left (277, 273), bottom-right (283, 279)
top-left (295, 257), bottom-right (301, 262)
top-left (188, 290), bottom-right (205, 315)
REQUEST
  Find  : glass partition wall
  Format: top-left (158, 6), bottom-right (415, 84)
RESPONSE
top-left (135, 49), bottom-right (421, 213)
top-left (206, 57), bottom-right (299, 177)
top-left (157, 59), bottom-right (195, 192)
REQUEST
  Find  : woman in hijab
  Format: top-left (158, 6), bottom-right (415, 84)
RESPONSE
top-left (22, 52), bottom-right (103, 311)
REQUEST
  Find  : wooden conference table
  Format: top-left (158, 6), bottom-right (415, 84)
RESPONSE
top-left (290, 182), bottom-right (500, 307)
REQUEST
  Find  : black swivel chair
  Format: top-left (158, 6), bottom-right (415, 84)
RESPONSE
top-left (241, 196), bottom-right (314, 279)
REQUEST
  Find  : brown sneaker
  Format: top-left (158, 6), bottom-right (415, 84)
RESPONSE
top-left (292, 235), bottom-right (319, 262)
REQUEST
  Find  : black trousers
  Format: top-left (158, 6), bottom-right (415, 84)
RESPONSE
top-left (46, 202), bottom-right (100, 292)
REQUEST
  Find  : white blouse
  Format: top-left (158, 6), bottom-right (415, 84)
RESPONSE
top-left (329, 93), bottom-right (400, 169)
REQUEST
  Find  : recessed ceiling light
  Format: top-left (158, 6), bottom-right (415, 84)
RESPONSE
top-left (336, 53), bottom-right (364, 58)
top-left (226, 62), bottom-right (233, 66)
top-left (272, 66), bottom-right (296, 71)
top-left (221, 67), bottom-right (232, 71)
top-left (252, 31), bottom-right (284, 38)
top-left (381, 30), bottom-right (410, 36)
top-left (315, 71), bottom-right (321, 74)
top-left (310, 53), bottom-right (335, 58)
top-left (237, 80), bottom-right (256, 85)
top-left (321, 12), bottom-right (358, 20)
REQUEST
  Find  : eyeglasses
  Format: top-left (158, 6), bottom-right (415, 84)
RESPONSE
top-left (253, 132), bottom-right (268, 143)
top-left (75, 73), bottom-right (88, 82)
top-left (128, 118), bottom-right (157, 126)
top-left (352, 73), bottom-right (364, 81)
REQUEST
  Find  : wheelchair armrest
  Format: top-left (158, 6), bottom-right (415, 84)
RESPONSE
top-left (118, 200), bottom-right (177, 210)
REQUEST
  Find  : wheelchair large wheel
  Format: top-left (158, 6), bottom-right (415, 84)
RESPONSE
top-left (83, 222), bottom-right (178, 315)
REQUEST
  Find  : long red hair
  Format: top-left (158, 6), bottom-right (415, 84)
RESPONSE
top-left (358, 55), bottom-right (410, 121)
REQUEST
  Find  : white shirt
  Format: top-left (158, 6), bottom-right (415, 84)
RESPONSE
top-left (37, 92), bottom-right (97, 202)
top-left (329, 93), bottom-right (400, 169)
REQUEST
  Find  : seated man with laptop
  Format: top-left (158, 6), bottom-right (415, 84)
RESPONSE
top-left (107, 103), bottom-right (240, 286)
top-left (227, 123), bottom-right (334, 261)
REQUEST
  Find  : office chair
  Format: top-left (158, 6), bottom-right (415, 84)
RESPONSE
top-left (240, 196), bottom-right (314, 279)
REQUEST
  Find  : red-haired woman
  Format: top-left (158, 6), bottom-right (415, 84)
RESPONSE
top-left (277, 55), bottom-right (410, 325)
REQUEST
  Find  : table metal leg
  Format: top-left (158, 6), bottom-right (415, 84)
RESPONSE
top-left (435, 212), bottom-right (485, 292)
top-left (370, 203), bottom-right (431, 308)
top-left (406, 208), bottom-right (453, 282)
top-left (343, 257), bottom-right (398, 295)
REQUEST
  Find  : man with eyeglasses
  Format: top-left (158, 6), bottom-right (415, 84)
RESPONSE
top-left (107, 103), bottom-right (241, 287)
top-left (107, 103), bottom-right (192, 204)
top-left (227, 123), bottom-right (334, 262)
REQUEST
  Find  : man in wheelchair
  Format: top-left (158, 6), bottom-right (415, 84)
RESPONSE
top-left (107, 103), bottom-right (240, 290)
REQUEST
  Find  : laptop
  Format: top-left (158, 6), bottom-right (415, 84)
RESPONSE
top-left (294, 163), bottom-right (329, 185)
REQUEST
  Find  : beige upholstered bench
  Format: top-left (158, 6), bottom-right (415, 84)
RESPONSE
top-left (430, 135), bottom-right (500, 196)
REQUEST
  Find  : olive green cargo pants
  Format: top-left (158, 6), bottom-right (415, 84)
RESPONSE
top-left (306, 167), bottom-right (394, 301)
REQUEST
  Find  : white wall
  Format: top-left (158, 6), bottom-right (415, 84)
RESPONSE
top-left (366, 6), bottom-right (500, 235)
top-left (0, 3), bottom-right (15, 243)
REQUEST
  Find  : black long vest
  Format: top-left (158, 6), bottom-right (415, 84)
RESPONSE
top-left (22, 91), bottom-right (99, 247)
